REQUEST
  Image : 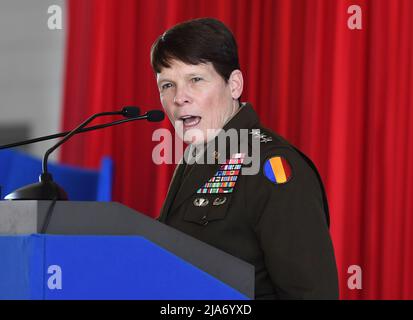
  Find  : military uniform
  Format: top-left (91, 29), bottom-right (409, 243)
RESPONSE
top-left (158, 103), bottom-right (339, 299)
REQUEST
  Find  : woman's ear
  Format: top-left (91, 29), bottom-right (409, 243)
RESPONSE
top-left (228, 70), bottom-right (244, 100)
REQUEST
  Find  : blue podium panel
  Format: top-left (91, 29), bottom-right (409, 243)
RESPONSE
top-left (0, 235), bottom-right (248, 300)
top-left (0, 236), bottom-right (42, 299)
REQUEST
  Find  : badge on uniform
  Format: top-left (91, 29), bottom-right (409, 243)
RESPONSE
top-left (193, 197), bottom-right (209, 207)
top-left (263, 156), bottom-right (292, 184)
top-left (212, 196), bottom-right (227, 206)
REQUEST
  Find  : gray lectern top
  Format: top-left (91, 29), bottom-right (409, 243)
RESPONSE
top-left (0, 200), bottom-right (254, 299)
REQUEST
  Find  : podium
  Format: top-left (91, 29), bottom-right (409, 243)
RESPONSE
top-left (0, 201), bottom-right (254, 300)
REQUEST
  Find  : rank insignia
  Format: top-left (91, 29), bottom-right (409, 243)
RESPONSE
top-left (250, 129), bottom-right (273, 143)
top-left (263, 156), bottom-right (292, 184)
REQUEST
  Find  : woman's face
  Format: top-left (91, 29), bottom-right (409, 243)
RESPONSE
top-left (157, 59), bottom-right (242, 145)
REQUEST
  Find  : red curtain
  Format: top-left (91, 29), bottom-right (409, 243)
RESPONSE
top-left (61, 0), bottom-right (413, 299)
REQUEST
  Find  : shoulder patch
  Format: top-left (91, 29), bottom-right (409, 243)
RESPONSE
top-left (263, 156), bottom-right (292, 184)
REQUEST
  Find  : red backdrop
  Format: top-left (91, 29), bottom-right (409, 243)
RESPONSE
top-left (61, 0), bottom-right (413, 299)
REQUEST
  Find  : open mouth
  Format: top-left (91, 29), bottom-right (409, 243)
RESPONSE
top-left (179, 115), bottom-right (202, 128)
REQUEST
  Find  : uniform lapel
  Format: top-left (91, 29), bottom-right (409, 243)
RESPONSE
top-left (171, 160), bottom-right (220, 212)
top-left (158, 160), bottom-right (186, 222)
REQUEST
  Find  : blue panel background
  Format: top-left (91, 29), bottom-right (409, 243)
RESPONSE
top-left (0, 235), bottom-right (43, 299)
top-left (0, 236), bottom-right (31, 299)
top-left (0, 235), bottom-right (248, 300)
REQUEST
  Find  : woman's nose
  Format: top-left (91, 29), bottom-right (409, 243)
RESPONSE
top-left (173, 85), bottom-right (191, 105)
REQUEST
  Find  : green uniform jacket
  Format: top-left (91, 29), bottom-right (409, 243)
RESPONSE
top-left (158, 103), bottom-right (339, 299)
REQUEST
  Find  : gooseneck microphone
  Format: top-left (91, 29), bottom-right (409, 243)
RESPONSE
top-left (4, 106), bottom-right (164, 200)
top-left (146, 110), bottom-right (165, 122)
top-left (42, 107), bottom-right (138, 176)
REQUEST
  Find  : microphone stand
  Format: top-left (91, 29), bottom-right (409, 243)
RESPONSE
top-left (3, 108), bottom-right (161, 200)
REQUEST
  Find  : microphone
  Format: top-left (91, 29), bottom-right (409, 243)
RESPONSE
top-left (122, 106), bottom-right (140, 118)
top-left (147, 110), bottom-right (165, 122)
top-left (4, 107), bottom-right (163, 201)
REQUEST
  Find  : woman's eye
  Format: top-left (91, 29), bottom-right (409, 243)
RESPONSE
top-left (192, 77), bottom-right (202, 83)
top-left (161, 83), bottom-right (173, 90)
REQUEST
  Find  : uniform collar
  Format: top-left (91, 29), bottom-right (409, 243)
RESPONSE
top-left (222, 102), bottom-right (261, 131)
